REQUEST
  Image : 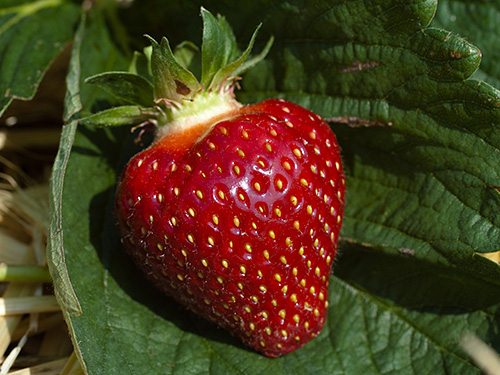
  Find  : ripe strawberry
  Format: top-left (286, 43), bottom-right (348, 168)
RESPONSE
top-left (86, 9), bottom-right (345, 357)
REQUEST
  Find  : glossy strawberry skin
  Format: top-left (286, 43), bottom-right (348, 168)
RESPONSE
top-left (114, 99), bottom-right (345, 357)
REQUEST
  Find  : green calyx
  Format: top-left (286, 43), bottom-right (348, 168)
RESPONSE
top-left (82, 7), bottom-right (273, 129)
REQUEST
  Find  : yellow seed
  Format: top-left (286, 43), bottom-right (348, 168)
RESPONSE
top-left (326, 255), bottom-right (332, 264)
top-left (263, 250), bottom-right (270, 260)
top-left (291, 196), bottom-right (298, 206)
top-left (240, 265), bottom-right (247, 274)
top-left (311, 165), bottom-right (318, 174)
top-left (265, 143), bottom-right (273, 152)
top-left (258, 160), bottom-right (266, 168)
top-left (282, 285), bottom-right (288, 293)
top-left (181, 249), bottom-right (188, 258)
top-left (300, 178), bottom-right (308, 187)
top-left (309, 131), bottom-right (317, 139)
top-left (281, 330), bottom-right (288, 337)
top-left (197, 272), bottom-right (204, 279)
top-left (174, 187), bottom-right (180, 196)
top-left (157, 243), bottom-right (163, 251)
top-left (238, 193), bottom-right (245, 201)
top-left (270, 129), bottom-right (278, 137)
top-left (271, 299), bottom-right (278, 306)
top-left (261, 311), bottom-right (269, 319)
top-left (201, 259), bottom-right (208, 267)
top-left (310, 286), bottom-right (316, 294)
top-left (280, 256), bottom-right (287, 264)
top-left (269, 230), bottom-right (276, 239)
top-left (187, 234), bottom-right (194, 243)
top-left (300, 279), bottom-right (306, 287)
top-left (293, 267), bottom-right (298, 276)
top-left (220, 126), bottom-right (228, 135)
top-left (233, 165), bottom-right (241, 175)
top-left (223, 303), bottom-right (230, 309)
top-left (285, 120), bottom-right (293, 128)
top-left (217, 277), bottom-right (224, 284)
top-left (276, 179), bottom-right (284, 190)
top-left (304, 321), bottom-right (310, 329)
top-left (259, 285), bottom-right (267, 292)
top-left (249, 322), bottom-right (256, 331)
top-left (293, 314), bottom-right (300, 323)
top-left (157, 193), bottom-right (164, 203)
top-left (209, 142), bottom-right (216, 149)
top-left (245, 243), bottom-right (252, 253)
top-left (319, 292), bottom-right (325, 300)
top-left (222, 259), bottom-right (229, 268)
top-left (314, 308), bottom-right (320, 317)
top-left (254, 182), bottom-right (261, 192)
top-left (252, 222), bottom-right (258, 229)
top-left (293, 221), bottom-right (300, 230)
top-left (196, 190), bottom-right (204, 199)
top-left (233, 217), bottom-right (240, 227)
top-left (307, 205), bottom-right (313, 214)
top-left (283, 160), bottom-right (292, 170)
top-left (251, 295), bottom-right (258, 303)
top-left (212, 215), bottom-right (219, 225)
top-left (279, 310), bottom-right (286, 318)
top-left (299, 247), bottom-right (305, 256)
top-left (137, 159), bottom-right (144, 167)
top-left (244, 306), bottom-right (251, 313)
top-left (274, 273), bottom-right (282, 282)
top-left (258, 269), bottom-right (263, 278)
top-left (335, 161), bottom-right (340, 171)
top-left (282, 107), bottom-right (291, 113)
top-left (293, 148), bottom-right (302, 158)
top-left (275, 208), bottom-right (282, 217)
top-left (260, 340), bottom-right (266, 348)
top-left (238, 149), bottom-right (245, 158)
top-left (218, 190), bottom-right (225, 200)
top-left (265, 327), bottom-right (272, 335)
top-left (188, 208), bottom-right (196, 217)
top-left (242, 129), bottom-right (249, 139)
top-left (286, 237), bottom-right (292, 246)
top-left (295, 336), bottom-right (301, 342)
top-left (177, 273), bottom-right (184, 281)
top-left (290, 294), bottom-right (298, 303)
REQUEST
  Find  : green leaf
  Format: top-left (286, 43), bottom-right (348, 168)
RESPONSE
top-left (79, 105), bottom-right (150, 127)
top-left (148, 35), bottom-right (201, 102)
top-left (431, 0), bottom-right (500, 89)
top-left (200, 8), bottom-right (239, 88)
top-left (85, 72), bottom-right (154, 107)
top-left (0, 0), bottom-right (80, 116)
top-left (48, 0), bottom-right (500, 374)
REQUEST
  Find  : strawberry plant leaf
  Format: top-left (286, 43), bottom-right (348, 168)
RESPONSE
top-left (432, 0), bottom-right (500, 89)
top-left (48, 0), bottom-right (500, 374)
top-left (0, 0), bottom-right (80, 116)
top-left (148, 35), bottom-right (201, 102)
top-left (79, 105), bottom-right (150, 127)
top-left (84, 72), bottom-right (154, 107)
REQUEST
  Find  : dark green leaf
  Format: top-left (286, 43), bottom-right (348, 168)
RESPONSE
top-left (148, 35), bottom-right (201, 101)
top-left (85, 72), bottom-right (154, 107)
top-left (79, 105), bottom-right (150, 127)
top-left (0, 0), bottom-right (80, 116)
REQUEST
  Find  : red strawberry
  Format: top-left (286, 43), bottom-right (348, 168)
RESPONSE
top-left (87, 9), bottom-right (345, 357)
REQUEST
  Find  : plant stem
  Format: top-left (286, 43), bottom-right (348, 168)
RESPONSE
top-left (0, 265), bottom-right (51, 283)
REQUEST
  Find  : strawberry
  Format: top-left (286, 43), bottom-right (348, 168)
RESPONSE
top-left (85, 9), bottom-right (345, 357)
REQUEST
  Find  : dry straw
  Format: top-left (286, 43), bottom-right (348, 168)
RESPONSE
top-left (0, 157), bottom-right (82, 374)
